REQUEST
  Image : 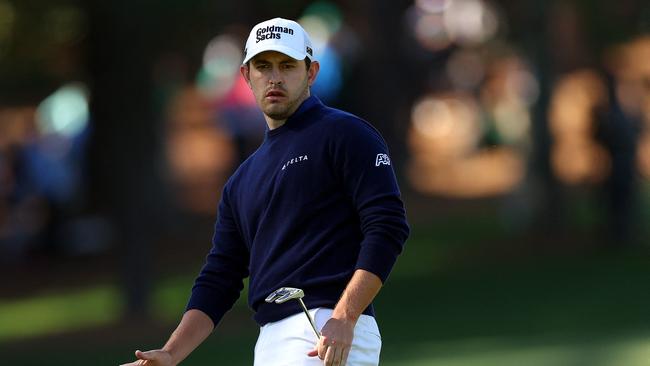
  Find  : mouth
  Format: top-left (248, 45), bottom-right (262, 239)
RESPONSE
top-left (265, 89), bottom-right (286, 101)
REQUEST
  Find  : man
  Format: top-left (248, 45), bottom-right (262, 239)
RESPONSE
top-left (121, 17), bottom-right (409, 366)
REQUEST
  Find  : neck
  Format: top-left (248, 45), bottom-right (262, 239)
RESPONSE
top-left (265, 90), bottom-right (310, 130)
top-left (265, 116), bottom-right (287, 130)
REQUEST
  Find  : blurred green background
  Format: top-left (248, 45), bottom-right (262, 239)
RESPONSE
top-left (1, 0), bottom-right (650, 365)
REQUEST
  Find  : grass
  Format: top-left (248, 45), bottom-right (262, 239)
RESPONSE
top-left (380, 334), bottom-right (650, 366)
top-left (1, 217), bottom-right (649, 365)
top-left (378, 254), bottom-right (650, 366)
top-left (0, 285), bottom-right (122, 342)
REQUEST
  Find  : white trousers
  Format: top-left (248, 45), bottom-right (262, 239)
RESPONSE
top-left (253, 308), bottom-right (382, 366)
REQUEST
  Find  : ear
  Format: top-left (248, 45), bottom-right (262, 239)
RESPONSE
top-left (240, 64), bottom-right (252, 88)
top-left (307, 61), bottom-right (320, 87)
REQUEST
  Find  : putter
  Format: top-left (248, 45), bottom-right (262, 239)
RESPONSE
top-left (265, 287), bottom-right (321, 339)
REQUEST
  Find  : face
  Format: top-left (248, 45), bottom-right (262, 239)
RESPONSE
top-left (241, 51), bottom-right (319, 127)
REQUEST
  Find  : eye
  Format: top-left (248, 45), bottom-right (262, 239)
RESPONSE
top-left (282, 63), bottom-right (296, 70)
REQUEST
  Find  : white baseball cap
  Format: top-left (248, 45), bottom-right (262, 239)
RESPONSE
top-left (242, 17), bottom-right (315, 64)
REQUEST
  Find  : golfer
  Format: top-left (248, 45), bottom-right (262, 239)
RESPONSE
top-left (121, 17), bottom-right (409, 366)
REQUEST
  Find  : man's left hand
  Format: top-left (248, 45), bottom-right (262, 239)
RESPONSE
top-left (307, 317), bottom-right (355, 366)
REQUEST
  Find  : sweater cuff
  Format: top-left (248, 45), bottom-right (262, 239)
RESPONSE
top-left (354, 241), bottom-right (400, 283)
top-left (186, 286), bottom-right (233, 329)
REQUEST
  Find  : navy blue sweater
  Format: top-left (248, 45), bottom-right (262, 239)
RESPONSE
top-left (187, 96), bottom-right (409, 327)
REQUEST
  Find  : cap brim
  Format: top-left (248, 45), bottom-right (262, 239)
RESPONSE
top-left (242, 44), bottom-right (307, 64)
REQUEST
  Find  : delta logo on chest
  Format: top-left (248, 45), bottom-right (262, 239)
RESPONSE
top-left (282, 155), bottom-right (308, 170)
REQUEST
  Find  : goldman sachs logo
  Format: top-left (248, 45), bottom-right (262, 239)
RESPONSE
top-left (256, 25), bottom-right (294, 43)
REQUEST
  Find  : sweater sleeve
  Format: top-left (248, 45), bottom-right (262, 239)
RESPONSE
top-left (332, 117), bottom-right (410, 283)
top-left (186, 183), bottom-right (250, 328)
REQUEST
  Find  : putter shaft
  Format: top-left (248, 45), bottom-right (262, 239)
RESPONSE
top-left (298, 298), bottom-right (321, 339)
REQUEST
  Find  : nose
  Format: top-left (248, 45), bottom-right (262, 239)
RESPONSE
top-left (269, 67), bottom-right (283, 87)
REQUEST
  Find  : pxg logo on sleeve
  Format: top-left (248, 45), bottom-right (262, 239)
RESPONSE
top-left (375, 154), bottom-right (391, 167)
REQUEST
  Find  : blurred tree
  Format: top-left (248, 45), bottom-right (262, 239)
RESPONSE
top-left (344, 0), bottom-right (414, 169)
top-left (84, 0), bottom-right (163, 320)
top-left (83, 0), bottom-right (258, 320)
top-left (0, 0), bottom-right (86, 105)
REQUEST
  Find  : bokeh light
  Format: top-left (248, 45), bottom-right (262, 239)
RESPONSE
top-left (407, 93), bottom-right (525, 198)
top-left (408, 42), bottom-right (534, 198)
top-left (411, 94), bottom-right (482, 158)
top-left (299, 14), bottom-right (331, 51)
top-left (298, 2), bottom-right (345, 102)
top-left (549, 70), bottom-right (611, 184)
top-left (165, 86), bottom-right (236, 214)
top-left (415, 0), bottom-right (450, 14)
top-left (302, 0), bottom-right (343, 35)
top-left (408, 0), bottom-right (500, 52)
top-left (446, 48), bottom-right (485, 90)
top-left (197, 35), bottom-right (242, 100)
top-left (610, 36), bottom-right (650, 180)
top-left (481, 55), bottom-right (538, 145)
top-left (444, 0), bottom-right (499, 46)
top-left (408, 7), bottom-right (452, 52)
top-left (36, 83), bottom-right (89, 138)
top-left (310, 45), bottom-right (343, 102)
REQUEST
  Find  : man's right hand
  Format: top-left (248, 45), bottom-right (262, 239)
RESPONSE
top-left (118, 310), bottom-right (214, 366)
top-left (120, 349), bottom-right (174, 366)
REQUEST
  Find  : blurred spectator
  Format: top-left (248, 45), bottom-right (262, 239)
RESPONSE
top-left (0, 85), bottom-right (111, 263)
top-left (165, 86), bottom-right (236, 215)
top-left (0, 107), bottom-right (45, 262)
top-left (407, 46), bottom-right (535, 199)
top-left (549, 70), bottom-right (611, 185)
top-left (215, 74), bottom-right (266, 164)
top-left (548, 35), bottom-right (650, 246)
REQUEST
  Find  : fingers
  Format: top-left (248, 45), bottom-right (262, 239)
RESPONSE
top-left (306, 336), bottom-right (332, 360)
top-left (307, 347), bottom-right (351, 365)
top-left (119, 359), bottom-right (147, 366)
top-left (135, 350), bottom-right (154, 360)
top-left (307, 334), bottom-right (326, 357)
top-left (306, 336), bottom-right (352, 366)
top-left (324, 345), bottom-right (343, 366)
top-left (119, 349), bottom-right (156, 366)
top-left (309, 337), bottom-right (349, 366)
top-left (341, 346), bottom-right (351, 366)
top-left (323, 346), bottom-right (334, 365)
top-left (318, 336), bottom-right (330, 360)
top-left (336, 347), bottom-right (346, 366)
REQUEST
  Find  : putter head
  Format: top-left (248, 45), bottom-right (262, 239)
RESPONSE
top-left (265, 287), bottom-right (305, 304)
